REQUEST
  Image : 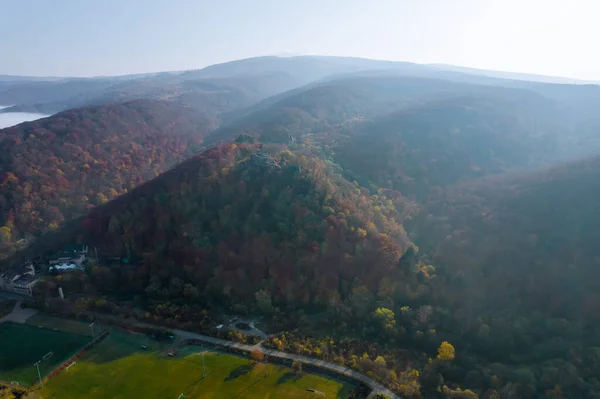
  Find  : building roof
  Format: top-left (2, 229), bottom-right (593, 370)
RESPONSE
top-left (13, 275), bottom-right (38, 285)
top-left (54, 251), bottom-right (83, 258)
top-left (0, 272), bottom-right (20, 282)
top-left (50, 263), bottom-right (78, 271)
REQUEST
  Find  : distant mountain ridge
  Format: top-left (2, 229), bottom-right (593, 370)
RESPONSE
top-left (3, 55), bottom-right (599, 117)
top-left (429, 63), bottom-right (600, 85)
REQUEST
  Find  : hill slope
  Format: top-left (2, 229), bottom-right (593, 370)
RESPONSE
top-left (88, 144), bottom-right (413, 308)
top-left (413, 156), bottom-right (600, 321)
top-left (334, 94), bottom-right (567, 198)
top-left (207, 75), bottom-right (581, 199)
top-left (0, 100), bottom-right (212, 258)
top-left (206, 75), bottom-right (560, 146)
top-left (0, 71), bottom-right (304, 116)
top-left (27, 143), bottom-right (414, 312)
top-left (186, 55), bottom-right (428, 83)
top-left (22, 144), bottom-right (600, 398)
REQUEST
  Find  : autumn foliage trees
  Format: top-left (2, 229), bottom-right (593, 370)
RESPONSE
top-left (75, 143), bottom-right (414, 312)
top-left (0, 99), bottom-right (213, 258)
top-left (250, 348), bottom-right (265, 363)
top-left (436, 342), bottom-right (455, 362)
top-left (8, 81), bottom-right (600, 398)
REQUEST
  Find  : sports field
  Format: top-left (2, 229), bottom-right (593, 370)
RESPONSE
top-left (39, 330), bottom-right (354, 399)
top-left (26, 313), bottom-right (95, 336)
top-left (0, 322), bottom-right (90, 386)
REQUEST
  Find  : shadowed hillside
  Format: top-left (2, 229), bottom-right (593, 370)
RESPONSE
top-left (413, 156), bottom-right (600, 322)
top-left (334, 94), bottom-right (567, 198)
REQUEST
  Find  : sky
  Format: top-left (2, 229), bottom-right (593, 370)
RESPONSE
top-left (1, 0), bottom-right (598, 79)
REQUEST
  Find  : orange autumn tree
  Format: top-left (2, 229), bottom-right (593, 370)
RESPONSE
top-left (250, 348), bottom-right (265, 363)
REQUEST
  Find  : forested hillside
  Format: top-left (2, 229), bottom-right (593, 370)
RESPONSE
top-left (24, 142), bottom-right (600, 398)
top-left (413, 156), bottom-right (600, 322)
top-left (5, 57), bottom-right (600, 398)
top-left (401, 156), bottom-right (600, 398)
top-left (66, 143), bottom-right (414, 310)
top-left (206, 75), bottom-right (551, 145)
top-left (334, 95), bottom-right (566, 198)
top-left (0, 72), bottom-right (304, 116)
top-left (0, 100), bottom-right (213, 258)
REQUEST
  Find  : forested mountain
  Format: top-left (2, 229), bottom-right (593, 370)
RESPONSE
top-left (0, 78), bottom-right (120, 113)
top-left (182, 55), bottom-right (427, 83)
top-left (5, 55), bottom-right (600, 120)
top-left (55, 143), bottom-right (414, 307)
top-left (207, 75), bottom-right (558, 146)
top-left (20, 141), bottom-right (600, 398)
top-left (0, 99), bottom-right (213, 258)
top-left (428, 63), bottom-right (599, 85)
top-left (413, 156), bottom-right (600, 321)
top-left (0, 56), bottom-right (430, 115)
top-left (403, 156), bottom-right (600, 397)
top-left (0, 72), bottom-right (303, 116)
top-left (333, 95), bottom-right (567, 198)
top-left (5, 56), bottom-right (600, 398)
top-left (210, 74), bottom-right (600, 202)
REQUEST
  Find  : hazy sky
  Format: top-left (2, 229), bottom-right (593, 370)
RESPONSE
top-left (1, 0), bottom-right (598, 79)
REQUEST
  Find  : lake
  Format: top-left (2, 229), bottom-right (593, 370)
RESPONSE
top-left (0, 105), bottom-right (48, 128)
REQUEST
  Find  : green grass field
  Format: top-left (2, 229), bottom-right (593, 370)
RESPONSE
top-left (40, 330), bottom-right (354, 399)
top-left (0, 322), bottom-right (91, 386)
top-left (26, 313), bottom-right (97, 336)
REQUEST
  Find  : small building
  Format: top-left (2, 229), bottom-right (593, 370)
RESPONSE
top-left (0, 272), bottom-right (20, 291)
top-left (10, 275), bottom-right (39, 296)
top-left (49, 263), bottom-right (79, 272)
top-left (49, 244), bottom-right (88, 267)
top-left (0, 261), bottom-right (39, 296)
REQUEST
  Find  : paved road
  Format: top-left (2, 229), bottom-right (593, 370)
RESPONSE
top-left (0, 301), bottom-right (38, 324)
top-left (1, 302), bottom-right (398, 397)
top-left (174, 328), bottom-right (399, 399)
top-left (67, 309), bottom-right (398, 398)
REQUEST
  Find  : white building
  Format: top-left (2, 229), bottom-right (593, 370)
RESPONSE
top-left (49, 244), bottom-right (88, 266)
top-left (0, 262), bottom-right (39, 296)
top-left (10, 275), bottom-right (39, 296)
top-left (49, 263), bottom-right (79, 272)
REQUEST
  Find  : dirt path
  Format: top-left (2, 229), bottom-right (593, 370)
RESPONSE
top-left (0, 301), bottom-right (38, 324)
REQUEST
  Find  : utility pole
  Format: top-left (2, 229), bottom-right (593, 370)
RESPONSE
top-left (34, 360), bottom-right (43, 387)
top-left (89, 322), bottom-right (96, 346)
top-left (202, 352), bottom-right (206, 379)
top-left (93, 311), bottom-right (102, 334)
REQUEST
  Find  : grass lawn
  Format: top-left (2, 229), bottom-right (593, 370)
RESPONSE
top-left (40, 330), bottom-right (354, 399)
top-left (0, 322), bottom-right (91, 386)
top-left (26, 313), bottom-right (97, 336)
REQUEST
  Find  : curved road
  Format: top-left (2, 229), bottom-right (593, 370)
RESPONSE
top-left (14, 303), bottom-right (398, 399)
top-left (174, 328), bottom-right (399, 399)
